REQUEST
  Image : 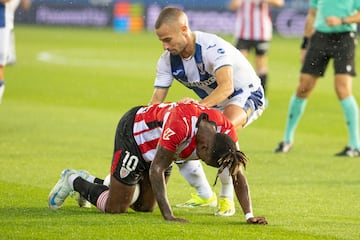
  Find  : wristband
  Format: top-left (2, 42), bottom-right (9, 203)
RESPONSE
top-left (341, 18), bottom-right (346, 25)
top-left (300, 37), bottom-right (309, 49)
top-left (245, 212), bottom-right (254, 221)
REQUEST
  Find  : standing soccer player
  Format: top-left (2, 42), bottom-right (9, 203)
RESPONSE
top-left (0, 0), bottom-right (29, 103)
top-left (274, 0), bottom-right (360, 156)
top-left (6, 0), bottom-right (31, 65)
top-left (229, 0), bottom-right (284, 99)
top-left (0, 0), bottom-right (13, 103)
top-left (149, 7), bottom-right (265, 216)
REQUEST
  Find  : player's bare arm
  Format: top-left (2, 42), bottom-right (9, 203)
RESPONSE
top-left (199, 66), bottom-right (234, 107)
top-left (20, 0), bottom-right (31, 10)
top-left (304, 8), bottom-right (316, 37)
top-left (233, 169), bottom-right (268, 225)
top-left (344, 10), bottom-right (360, 24)
top-left (326, 10), bottom-right (360, 26)
top-left (149, 145), bottom-right (188, 222)
top-left (301, 8), bottom-right (316, 62)
top-left (149, 87), bottom-right (169, 105)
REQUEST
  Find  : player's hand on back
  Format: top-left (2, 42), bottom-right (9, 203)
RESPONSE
top-left (178, 97), bottom-right (199, 105)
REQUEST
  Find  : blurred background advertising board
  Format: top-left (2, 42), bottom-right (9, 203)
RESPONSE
top-left (15, 0), bottom-right (310, 37)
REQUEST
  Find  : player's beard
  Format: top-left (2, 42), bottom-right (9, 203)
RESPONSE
top-left (168, 48), bottom-right (179, 55)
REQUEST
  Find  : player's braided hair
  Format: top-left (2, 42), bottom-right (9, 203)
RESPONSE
top-left (211, 133), bottom-right (249, 186)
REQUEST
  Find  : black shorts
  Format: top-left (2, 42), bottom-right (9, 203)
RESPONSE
top-left (110, 106), bottom-right (172, 186)
top-left (235, 39), bottom-right (270, 56)
top-left (301, 31), bottom-right (356, 77)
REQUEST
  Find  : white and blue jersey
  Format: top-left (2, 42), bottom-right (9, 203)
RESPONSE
top-left (0, 0), bottom-right (19, 29)
top-left (154, 31), bottom-right (265, 127)
top-left (0, 0), bottom-right (20, 65)
top-left (155, 31), bottom-right (262, 103)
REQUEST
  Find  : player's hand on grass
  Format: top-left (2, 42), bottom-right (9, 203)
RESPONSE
top-left (246, 216), bottom-right (268, 225)
top-left (165, 216), bottom-right (189, 223)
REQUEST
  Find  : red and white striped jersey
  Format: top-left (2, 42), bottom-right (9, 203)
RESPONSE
top-left (132, 103), bottom-right (237, 162)
top-left (233, 0), bottom-right (273, 41)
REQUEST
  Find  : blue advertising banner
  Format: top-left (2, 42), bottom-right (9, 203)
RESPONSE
top-left (15, 0), bottom-right (310, 37)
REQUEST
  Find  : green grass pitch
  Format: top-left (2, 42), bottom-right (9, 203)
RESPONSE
top-left (0, 25), bottom-right (359, 240)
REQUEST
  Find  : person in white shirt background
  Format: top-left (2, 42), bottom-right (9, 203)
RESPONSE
top-left (0, 0), bottom-right (30, 103)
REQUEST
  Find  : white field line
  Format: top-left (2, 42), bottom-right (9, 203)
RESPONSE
top-left (36, 50), bottom-right (153, 69)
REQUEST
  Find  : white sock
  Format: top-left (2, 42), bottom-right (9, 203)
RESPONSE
top-left (218, 168), bottom-right (234, 200)
top-left (86, 175), bottom-right (96, 183)
top-left (7, 31), bottom-right (16, 64)
top-left (67, 173), bottom-right (79, 190)
top-left (178, 160), bottom-right (213, 198)
top-left (0, 81), bottom-right (5, 103)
